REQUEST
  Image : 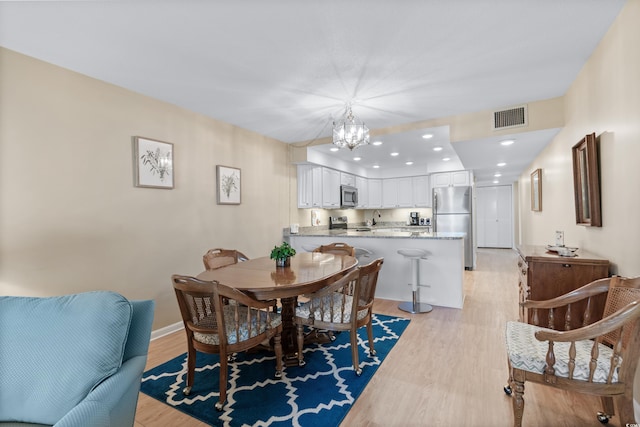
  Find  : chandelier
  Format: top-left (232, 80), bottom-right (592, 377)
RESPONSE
top-left (332, 105), bottom-right (370, 150)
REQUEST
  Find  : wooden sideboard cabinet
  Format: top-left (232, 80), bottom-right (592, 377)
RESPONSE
top-left (516, 245), bottom-right (609, 330)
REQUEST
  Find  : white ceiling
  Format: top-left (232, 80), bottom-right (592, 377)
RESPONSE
top-left (0, 1), bottom-right (625, 185)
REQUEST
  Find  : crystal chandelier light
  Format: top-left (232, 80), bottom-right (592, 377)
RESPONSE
top-left (332, 105), bottom-right (369, 150)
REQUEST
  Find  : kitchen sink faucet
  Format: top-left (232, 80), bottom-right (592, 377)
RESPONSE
top-left (372, 210), bottom-right (381, 226)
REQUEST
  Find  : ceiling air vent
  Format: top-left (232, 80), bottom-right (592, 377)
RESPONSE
top-left (492, 105), bottom-right (527, 130)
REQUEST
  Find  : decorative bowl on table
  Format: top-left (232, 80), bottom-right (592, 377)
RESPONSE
top-left (546, 245), bottom-right (579, 257)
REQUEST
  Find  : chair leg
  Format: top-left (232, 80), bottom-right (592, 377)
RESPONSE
top-left (296, 324), bottom-right (306, 366)
top-left (183, 344), bottom-right (196, 395)
top-left (596, 396), bottom-right (614, 424)
top-left (511, 372), bottom-right (525, 427)
top-left (216, 351), bottom-right (228, 411)
top-left (273, 332), bottom-right (283, 378)
top-left (614, 393), bottom-right (635, 425)
top-left (351, 330), bottom-right (362, 376)
top-left (366, 321), bottom-right (376, 357)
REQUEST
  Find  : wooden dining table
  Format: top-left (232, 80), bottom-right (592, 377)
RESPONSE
top-left (196, 252), bottom-right (358, 365)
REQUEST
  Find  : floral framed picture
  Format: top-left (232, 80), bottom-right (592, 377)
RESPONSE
top-left (217, 165), bottom-right (241, 205)
top-left (133, 136), bottom-right (174, 189)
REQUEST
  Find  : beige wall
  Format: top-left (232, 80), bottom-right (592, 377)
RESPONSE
top-left (518, 0), bottom-right (640, 277)
top-left (0, 48), bottom-right (293, 329)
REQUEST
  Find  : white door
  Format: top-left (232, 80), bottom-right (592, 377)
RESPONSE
top-left (476, 185), bottom-right (512, 248)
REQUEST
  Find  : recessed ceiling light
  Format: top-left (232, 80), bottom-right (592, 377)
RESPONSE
top-left (494, 173), bottom-right (502, 177)
top-left (442, 157), bottom-right (450, 161)
top-left (372, 141), bottom-right (383, 146)
top-left (500, 139), bottom-right (515, 146)
top-left (422, 133), bottom-right (434, 139)
top-left (405, 161), bottom-right (414, 165)
top-left (433, 146), bottom-right (443, 152)
top-left (353, 157), bottom-right (361, 161)
top-left (330, 147), bottom-right (339, 152)
top-left (497, 162), bottom-right (506, 167)
top-left (390, 152), bottom-right (399, 156)
top-left (493, 180), bottom-right (500, 184)
top-left (373, 165), bottom-right (380, 169)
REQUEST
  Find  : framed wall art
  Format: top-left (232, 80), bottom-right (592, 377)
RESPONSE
top-left (531, 168), bottom-right (542, 212)
top-left (133, 136), bottom-right (174, 189)
top-left (572, 132), bottom-right (601, 226)
top-left (217, 165), bottom-right (241, 205)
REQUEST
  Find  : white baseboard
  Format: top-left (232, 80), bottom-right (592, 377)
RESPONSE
top-left (150, 321), bottom-right (182, 341)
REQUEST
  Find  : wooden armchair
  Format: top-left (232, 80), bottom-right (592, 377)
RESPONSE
top-left (504, 276), bottom-right (640, 426)
top-left (202, 248), bottom-right (249, 270)
top-left (172, 274), bottom-right (283, 411)
top-left (312, 242), bottom-right (356, 257)
top-left (294, 258), bottom-right (384, 375)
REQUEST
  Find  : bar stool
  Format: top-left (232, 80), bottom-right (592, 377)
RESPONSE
top-left (354, 247), bottom-right (373, 264)
top-left (397, 248), bottom-right (433, 314)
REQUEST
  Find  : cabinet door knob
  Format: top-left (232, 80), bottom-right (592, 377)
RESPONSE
top-left (562, 264), bottom-right (572, 268)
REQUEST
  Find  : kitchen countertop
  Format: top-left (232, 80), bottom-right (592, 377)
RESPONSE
top-left (286, 225), bottom-right (465, 240)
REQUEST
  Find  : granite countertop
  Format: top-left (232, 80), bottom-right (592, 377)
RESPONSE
top-left (286, 223), bottom-right (465, 240)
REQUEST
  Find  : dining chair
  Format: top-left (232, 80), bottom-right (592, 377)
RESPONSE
top-left (504, 275), bottom-right (640, 427)
top-left (294, 258), bottom-right (384, 376)
top-left (202, 248), bottom-right (249, 270)
top-left (312, 242), bottom-right (356, 257)
top-left (172, 274), bottom-right (283, 411)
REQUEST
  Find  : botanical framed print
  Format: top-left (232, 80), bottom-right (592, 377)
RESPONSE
top-left (217, 165), bottom-right (241, 205)
top-left (133, 136), bottom-right (174, 189)
top-left (531, 168), bottom-right (541, 211)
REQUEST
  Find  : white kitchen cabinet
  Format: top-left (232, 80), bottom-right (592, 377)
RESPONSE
top-left (340, 172), bottom-right (355, 187)
top-left (431, 170), bottom-right (471, 187)
top-left (412, 175), bottom-right (430, 207)
top-left (355, 176), bottom-right (368, 208)
top-left (297, 165), bottom-right (322, 208)
top-left (367, 179), bottom-right (382, 208)
top-left (382, 177), bottom-right (412, 208)
top-left (322, 167), bottom-right (341, 208)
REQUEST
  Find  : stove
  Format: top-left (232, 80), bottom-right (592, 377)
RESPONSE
top-left (329, 216), bottom-right (348, 230)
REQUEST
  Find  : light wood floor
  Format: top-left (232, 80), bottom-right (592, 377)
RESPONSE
top-left (135, 249), bottom-right (618, 427)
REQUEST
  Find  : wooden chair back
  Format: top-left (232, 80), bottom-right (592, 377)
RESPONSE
top-left (202, 248), bottom-right (249, 270)
top-left (312, 242), bottom-right (356, 257)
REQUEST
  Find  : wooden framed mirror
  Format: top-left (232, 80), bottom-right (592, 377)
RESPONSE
top-left (572, 133), bottom-right (601, 226)
top-left (530, 168), bottom-right (541, 211)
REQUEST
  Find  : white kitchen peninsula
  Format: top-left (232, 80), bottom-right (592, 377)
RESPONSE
top-left (286, 227), bottom-right (465, 309)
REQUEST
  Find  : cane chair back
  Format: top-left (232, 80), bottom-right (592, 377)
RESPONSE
top-left (505, 275), bottom-right (640, 427)
top-left (202, 248), bottom-right (249, 270)
top-left (294, 258), bottom-right (384, 375)
top-left (172, 274), bottom-right (283, 411)
top-left (312, 242), bottom-right (356, 257)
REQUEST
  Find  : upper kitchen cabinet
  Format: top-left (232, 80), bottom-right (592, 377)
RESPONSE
top-left (412, 175), bottom-right (431, 207)
top-left (355, 176), bottom-right (368, 208)
top-left (322, 167), bottom-right (341, 208)
top-left (340, 172), bottom-right (355, 187)
top-left (431, 170), bottom-right (471, 188)
top-left (368, 179), bottom-right (382, 208)
top-left (297, 165), bottom-right (322, 208)
top-left (382, 177), bottom-right (413, 208)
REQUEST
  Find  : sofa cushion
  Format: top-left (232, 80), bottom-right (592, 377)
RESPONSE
top-left (0, 291), bottom-right (132, 425)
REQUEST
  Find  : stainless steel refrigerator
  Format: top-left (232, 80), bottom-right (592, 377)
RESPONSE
top-left (433, 186), bottom-right (475, 270)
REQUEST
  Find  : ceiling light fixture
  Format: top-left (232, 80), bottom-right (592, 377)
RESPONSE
top-left (332, 105), bottom-right (369, 150)
top-left (494, 173), bottom-right (502, 177)
top-left (405, 161), bottom-right (414, 165)
top-left (390, 152), bottom-right (399, 156)
top-left (330, 147), bottom-right (339, 152)
top-left (497, 162), bottom-right (506, 167)
top-left (422, 134), bottom-right (434, 139)
top-left (433, 146), bottom-right (443, 152)
top-left (443, 157), bottom-right (451, 161)
top-left (493, 180), bottom-right (500, 184)
top-left (353, 157), bottom-right (361, 161)
top-left (373, 165), bottom-right (380, 169)
top-left (372, 141), bottom-right (383, 146)
top-left (500, 139), bottom-right (515, 146)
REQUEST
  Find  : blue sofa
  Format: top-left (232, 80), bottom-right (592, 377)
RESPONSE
top-left (0, 291), bottom-right (154, 427)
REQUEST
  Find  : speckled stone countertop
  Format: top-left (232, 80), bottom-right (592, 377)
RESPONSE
top-left (285, 222), bottom-right (465, 239)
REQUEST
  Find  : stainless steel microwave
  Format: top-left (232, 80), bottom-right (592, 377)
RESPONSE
top-left (340, 185), bottom-right (358, 208)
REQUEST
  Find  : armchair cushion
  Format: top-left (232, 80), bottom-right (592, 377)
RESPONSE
top-left (505, 321), bottom-right (619, 383)
top-left (295, 293), bottom-right (368, 323)
top-left (0, 291), bottom-right (133, 425)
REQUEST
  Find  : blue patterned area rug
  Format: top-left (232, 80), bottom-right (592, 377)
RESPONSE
top-left (140, 314), bottom-right (409, 427)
